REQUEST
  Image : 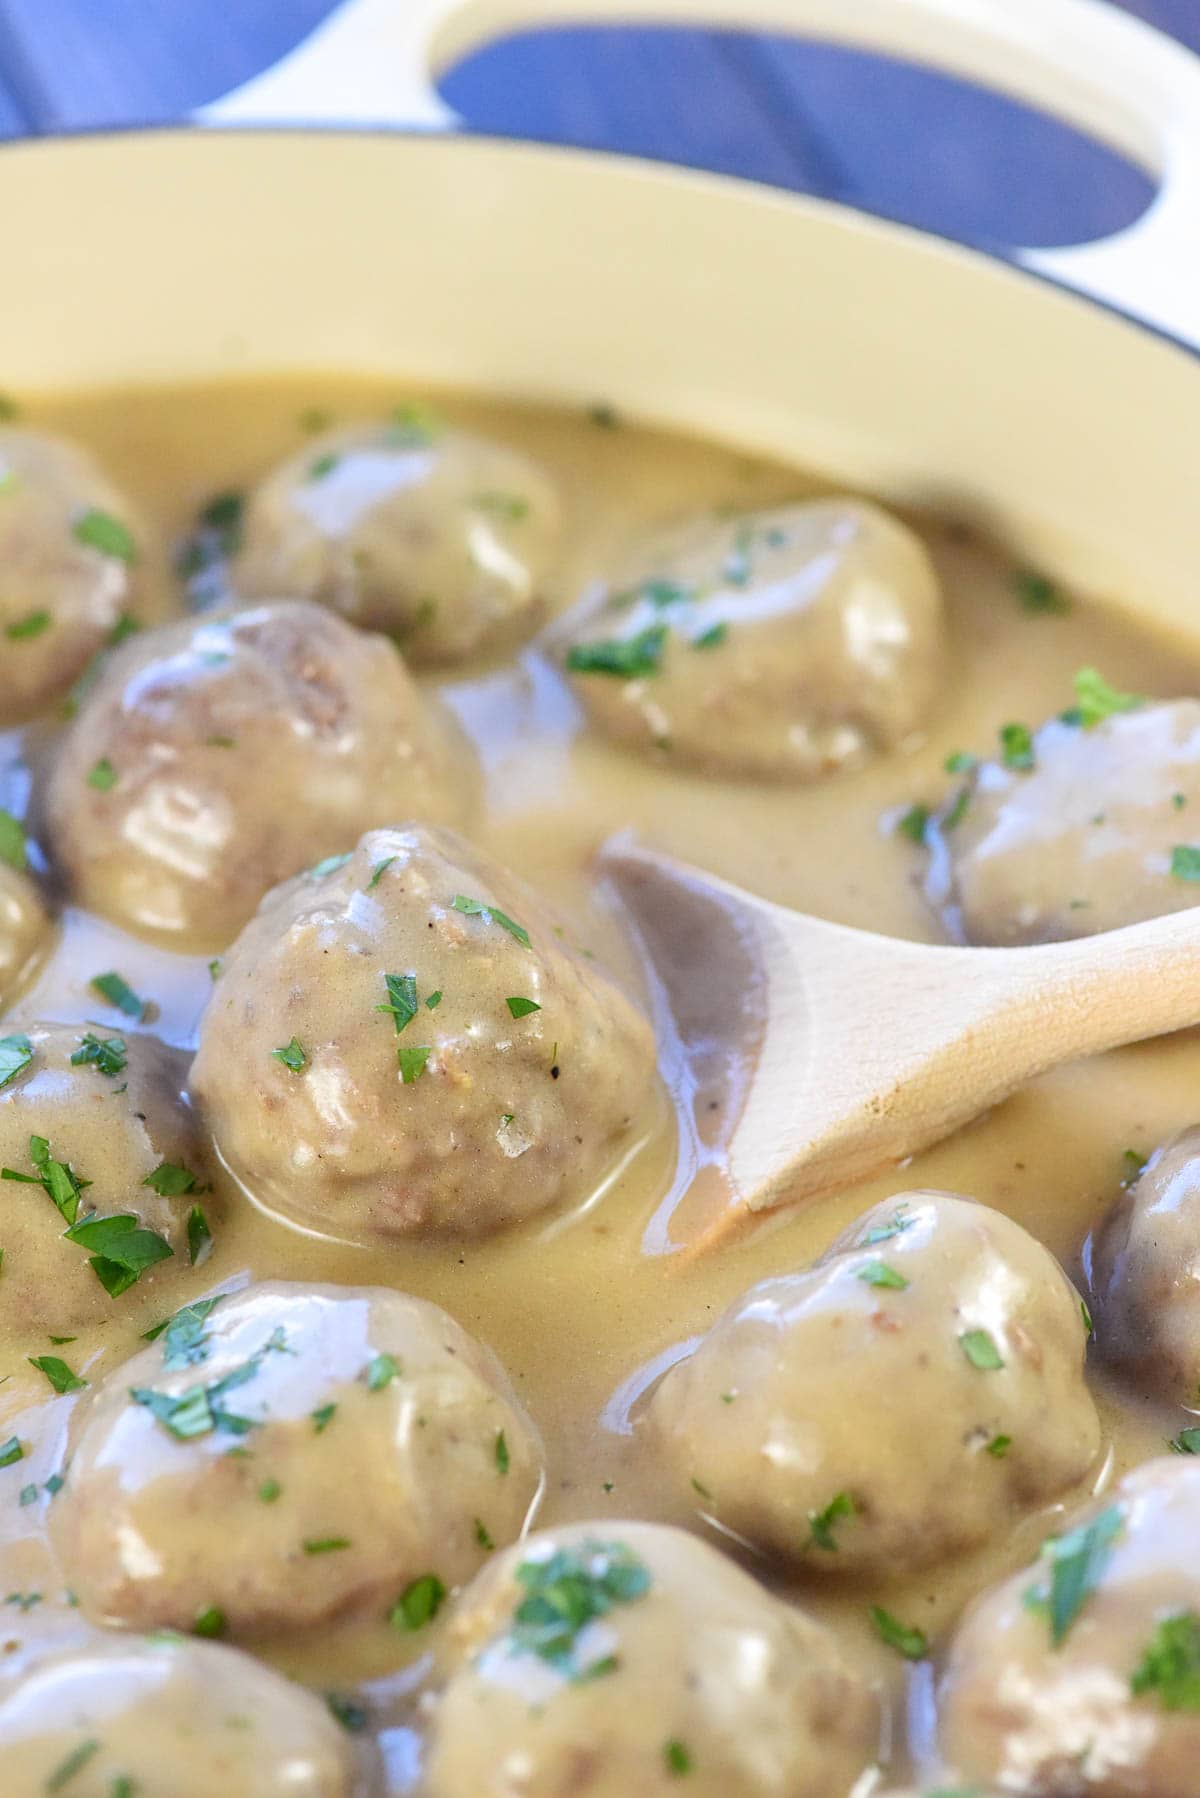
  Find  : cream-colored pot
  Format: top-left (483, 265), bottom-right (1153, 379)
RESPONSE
top-left (2, 0), bottom-right (1196, 628)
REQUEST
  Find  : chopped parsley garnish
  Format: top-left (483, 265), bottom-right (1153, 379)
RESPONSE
top-left (857, 1260), bottom-right (908, 1290)
top-left (86, 758), bottom-right (117, 791)
top-left (809, 1491), bottom-right (855, 1551)
top-left (0, 808), bottom-right (26, 871)
top-left (312, 1402), bottom-right (337, 1433)
top-left (90, 971), bottom-right (146, 1019)
top-left (425, 990), bottom-right (442, 1010)
top-left (1068, 666), bottom-right (1143, 728)
top-left (64, 1212), bottom-right (173, 1296)
top-left (506, 1539), bottom-right (651, 1679)
top-left (143, 1161), bottom-right (199, 1197)
top-left (692, 622), bottom-right (727, 650)
top-left (1121, 1148), bottom-right (1148, 1187)
top-left (587, 402), bottom-right (621, 429)
top-left (308, 851), bottom-right (353, 880)
top-left (2, 1134), bottom-right (91, 1225)
top-left (565, 624), bottom-right (668, 680)
top-left (1024, 1503), bottom-right (1122, 1644)
top-left (259, 1478), bottom-right (282, 1503)
top-left (377, 972), bottom-right (418, 1033)
top-left (186, 1206), bottom-right (212, 1266)
top-left (1080, 1297), bottom-right (1093, 1335)
top-left (942, 785), bottom-right (972, 830)
top-left (386, 402), bottom-right (442, 446)
top-left (271, 1037), bottom-right (307, 1073)
top-left (451, 893), bottom-right (531, 949)
top-left (365, 1353), bottom-right (400, 1391)
top-left (303, 1536), bottom-right (351, 1555)
top-left (390, 1572), bottom-right (446, 1629)
top-left (45, 1738), bottom-right (101, 1792)
top-left (326, 1691), bottom-right (368, 1733)
top-left (175, 491), bottom-right (244, 599)
top-left (472, 491), bottom-right (530, 522)
top-left (5, 608), bottom-right (50, 640)
top-left (869, 1604), bottom-right (929, 1660)
top-left (862, 1205), bottom-right (912, 1246)
top-left (495, 1430), bottom-right (510, 1475)
top-left (505, 995), bottom-right (541, 1019)
top-left (366, 856), bottom-right (395, 890)
top-left (398, 1044), bottom-right (432, 1084)
top-left (664, 1739), bottom-right (692, 1776)
top-left (1014, 570), bottom-right (1069, 615)
top-left (19, 1483), bottom-right (36, 1507)
top-left (0, 1033), bottom-right (32, 1088)
top-left (944, 750), bottom-right (978, 775)
top-left (986, 1433), bottom-right (1012, 1458)
top-left (27, 1355), bottom-right (87, 1395)
top-left (69, 1032), bottom-right (126, 1077)
top-left (74, 508), bottom-right (136, 562)
top-left (148, 1296), bottom-right (221, 1368)
top-left (959, 1329), bottom-right (1004, 1371)
top-left (0, 1436), bottom-right (23, 1468)
top-left (475, 1517), bottom-right (495, 1550)
top-left (193, 1603), bottom-right (227, 1638)
top-left (999, 722), bottom-right (1035, 770)
top-left (895, 803), bottom-right (929, 845)
top-left (1170, 1427), bottom-right (1200, 1455)
top-left (1131, 1611), bottom-right (1200, 1709)
top-left (1170, 845), bottom-right (1200, 882)
top-left (208, 958), bottom-right (222, 982)
top-left (307, 451), bottom-right (340, 481)
top-left (131, 1341), bottom-right (273, 1441)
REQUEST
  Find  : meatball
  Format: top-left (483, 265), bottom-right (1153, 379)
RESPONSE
top-left (560, 498), bottom-right (945, 780)
top-left (51, 1279), bottom-right (543, 1637)
top-left (1090, 1125), bottom-right (1200, 1404)
top-left (0, 1022), bottom-right (211, 1334)
top-left (0, 429), bottom-right (154, 723)
top-left (939, 1457), bottom-right (1200, 1795)
top-left (647, 1191), bottom-right (1100, 1577)
top-left (0, 863), bottom-right (50, 1007)
top-left (233, 418), bottom-right (562, 663)
top-left (0, 1635), bottom-right (362, 1795)
top-left (190, 824), bottom-right (656, 1241)
top-left (44, 599), bottom-right (475, 949)
top-left (420, 1520), bottom-right (880, 1797)
top-left (927, 697), bottom-right (1200, 945)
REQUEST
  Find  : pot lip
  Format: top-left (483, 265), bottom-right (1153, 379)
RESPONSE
top-left (4, 118), bottom-right (1196, 370)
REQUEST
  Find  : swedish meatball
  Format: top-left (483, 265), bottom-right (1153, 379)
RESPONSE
top-left (0, 429), bottom-right (154, 723)
top-left (190, 825), bottom-right (656, 1241)
top-left (561, 499), bottom-right (945, 780)
top-left (927, 696), bottom-right (1200, 945)
top-left (939, 1457), bottom-right (1200, 1795)
top-left (1090, 1126), bottom-right (1200, 1404)
top-left (0, 863), bottom-right (49, 1007)
top-left (233, 418), bottom-right (562, 663)
top-left (44, 600), bottom-right (475, 949)
top-left (51, 1279), bottom-right (542, 1637)
top-left (420, 1520), bottom-right (879, 1797)
top-left (647, 1191), bottom-right (1099, 1577)
top-left (0, 1023), bottom-right (210, 1334)
top-left (0, 1636), bottom-right (363, 1795)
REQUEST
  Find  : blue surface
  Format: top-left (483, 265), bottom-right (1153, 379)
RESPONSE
top-left (0, 1), bottom-right (1191, 255)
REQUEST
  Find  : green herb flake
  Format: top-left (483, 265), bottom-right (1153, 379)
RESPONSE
top-left (151, 1296), bottom-right (221, 1367)
top-left (999, 721), bottom-right (1035, 771)
top-left (2, 1135), bottom-right (91, 1226)
top-left (86, 758), bottom-right (117, 791)
top-left (475, 1517), bottom-right (495, 1550)
top-left (862, 1205), bottom-right (912, 1246)
top-left (942, 785), bottom-right (972, 831)
top-left (507, 1539), bottom-right (651, 1679)
top-left (366, 856), bottom-right (395, 891)
top-left (398, 1044), bottom-right (432, 1085)
top-left (959, 1329), bottom-right (1004, 1371)
top-left (587, 402), bottom-right (621, 429)
top-left (0, 808), bottom-right (26, 871)
top-left (692, 622), bottom-right (727, 650)
top-left (377, 972), bottom-right (418, 1034)
top-left (69, 1033), bottom-right (126, 1077)
top-left (303, 1536), bottom-right (351, 1555)
top-left (1024, 1503), bottom-right (1123, 1644)
top-left (869, 1604), bottom-right (929, 1660)
top-left (857, 1260), bottom-right (908, 1291)
top-left (1170, 1427), bottom-right (1200, 1455)
top-left (64, 1212), bottom-right (174, 1296)
top-left (27, 1355), bottom-right (87, 1395)
top-left (1015, 570), bottom-right (1069, 615)
top-left (365, 1353), bottom-right (400, 1392)
top-left (143, 1162), bottom-right (198, 1197)
top-left (271, 1038), bottom-right (307, 1073)
top-left (307, 451), bottom-right (341, 481)
top-left (5, 609), bottom-right (50, 641)
top-left (943, 750), bottom-right (978, 775)
top-left (312, 1402), bottom-right (337, 1434)
top-left (1081, 1297), bottom-right (1094, 1336)
top-left (308, 851), bottom-right (353, 880)
top-left (425, 990), bottom-right (443, 1010)
top-left (18, 1482), bottom-right (37, 1507)
top-left (208, 959), bottom-right (222, 982)
top-left (664, 1738), bottom-right (693, 1776)
top-left (494, 1429), bottom-right (511, 1475)
top-left (390, 1572), bottom-right (446, 1630)
top-left (385, 402), bottom-right (442, 446)
top-left (45, 1737), bottom-right (101, 1792)
top-left (44, 1473), bottom-right (64, 1497)
top-left (186, 1206), bottom-right (213, 1266)
top-left (90, 971), bottom-right (146, 1019)
top-left (895, 803), bottom-right (929, 845)
top-left (809, 1491), bottom-right (855, 1552)
top-left (1070, 666), bottom-right (1143, 729)
top-left (566, 624), bottom-right (668, 680)
top-left (0, 1436), bottom-right (23, 1468)
top-left (74, 508), bottom-right (136, 562)
top-left (1171, 846), bottom-right (1200, 882)
top-left (1130, 1610), bottom-right (1200, 1710)
top-left (192, 1603), bottom-right (227, 1638)
top-left (0, 1033), bottom-right (33, 1089)
top-left (451, 893), bottom-right (531, 949)
top-left (987, 1434), bottom-right (1013, 1459)
top-left (472, 491), bottom-right (530, 522)
top-left (259, 1478), bottom-right (282, 1503)
top-left (505, 995), bottom-right (541, 1019)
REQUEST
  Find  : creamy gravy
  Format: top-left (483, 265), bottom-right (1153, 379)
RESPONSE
top-left (0, 376), bottom-right (1196, 1786)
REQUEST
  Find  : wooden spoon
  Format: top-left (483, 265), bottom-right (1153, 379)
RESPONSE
top-left (601, 839), bottom-right (1200, 1247)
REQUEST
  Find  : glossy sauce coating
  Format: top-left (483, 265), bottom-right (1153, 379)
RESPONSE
top-left (2, 378), bottom-right (1200, 1792)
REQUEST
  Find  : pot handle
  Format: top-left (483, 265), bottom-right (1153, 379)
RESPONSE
top-left (198, 0), bottom-right (1200, 346)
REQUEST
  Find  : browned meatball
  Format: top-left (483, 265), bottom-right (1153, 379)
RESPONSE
top-left (647, 1191), bottom-right (1100, 1577)
top-left (234, 418), bottom-right (562, 663)
top-left (0, 1022), bottom-right (212, 1334)
top-left (44, 600), bottom-right (476, 949)
top-left (190, 825), bottom-right (657, 1241)
top-left (51, 1279), bottom-right (543, 1637)
top-left (420, 1521), bottom-right (880, 1797)
top-left (926, 695), bottom-right (1200, 944)
top-left (0, 429), bottom-right (155, 722)
top-left (561, 499), bottom-right (945, 780)
top-left (939, 1457), bottom-right (1200, 1795)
